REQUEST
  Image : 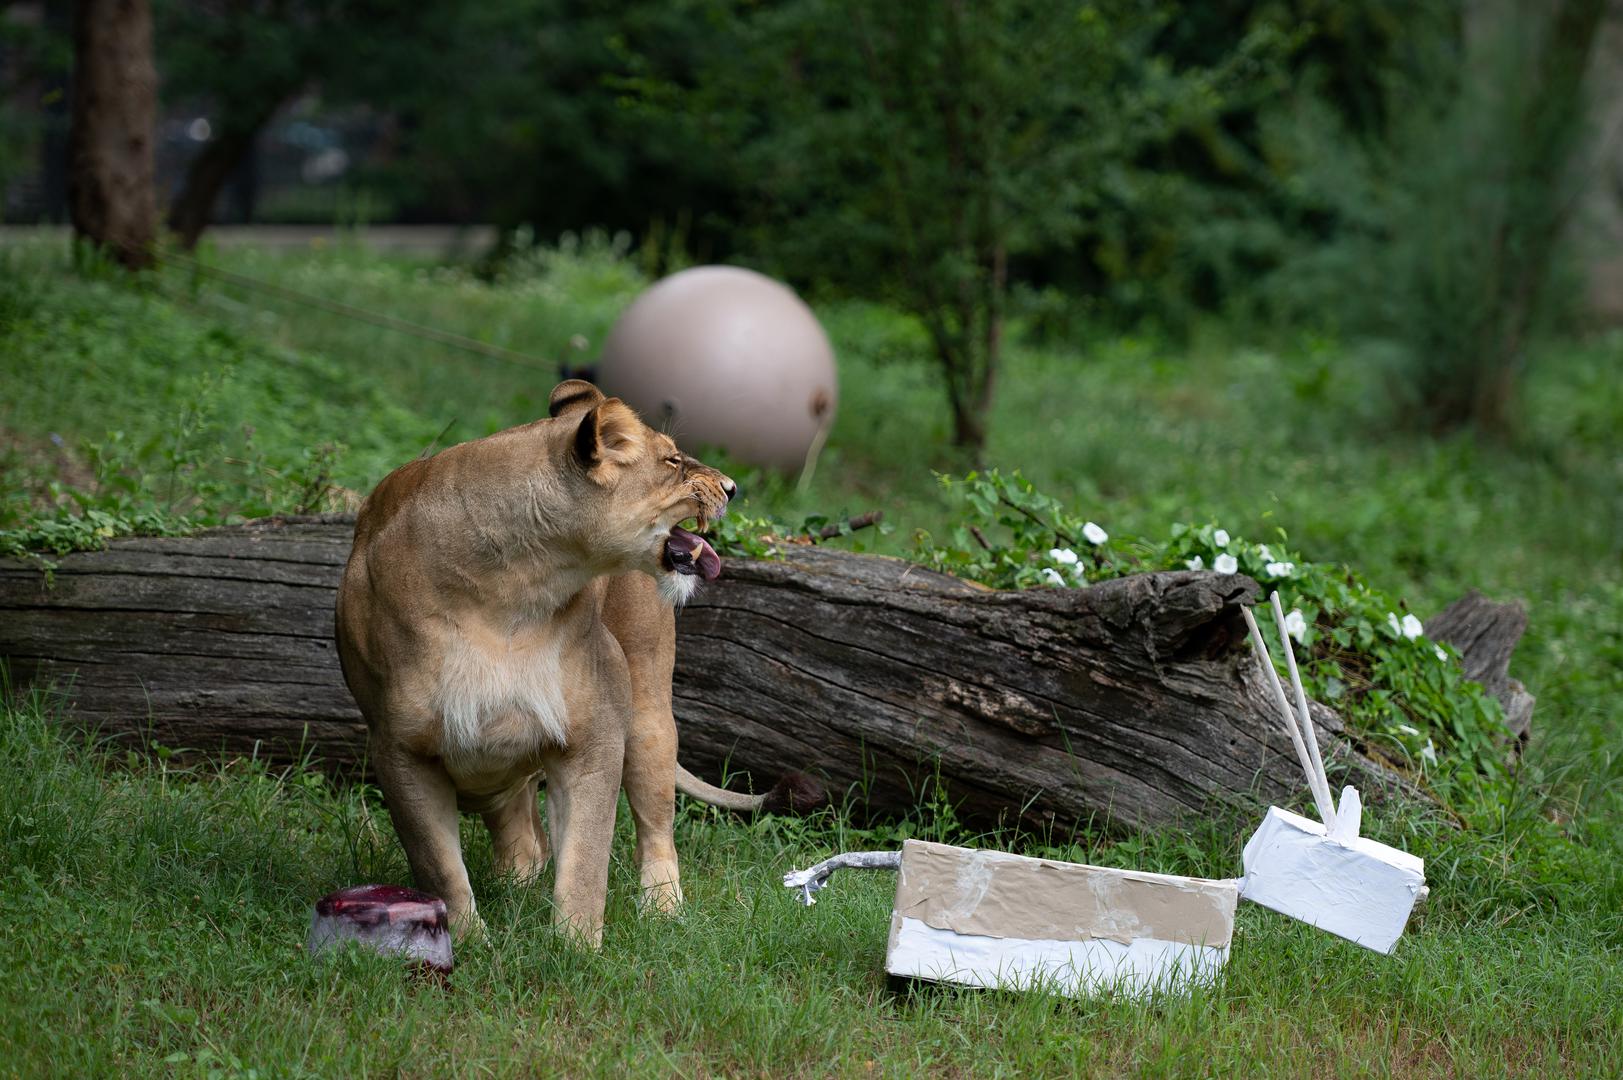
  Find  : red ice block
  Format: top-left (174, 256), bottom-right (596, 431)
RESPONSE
top-left (307, 884), bottom-right (453, 975)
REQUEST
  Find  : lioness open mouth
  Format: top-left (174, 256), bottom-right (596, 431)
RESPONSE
top-left (664, 525), bottom-right (721, 582)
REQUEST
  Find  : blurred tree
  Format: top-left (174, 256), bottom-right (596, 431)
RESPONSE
top-left (1287, 0), bottom-right (1611, 436)
top-left (379, 0), bottom-right (744, 251)
top-left (687, 0), bottom-right (1283, 453)
top-left (154, 0), bottom-right (741, 252)
top-left (156, 0), bottom-right (453, 247)
top-left (68, 0), bottom-right (159, 268)
top-left (0, 2), bottom-right (73, 222)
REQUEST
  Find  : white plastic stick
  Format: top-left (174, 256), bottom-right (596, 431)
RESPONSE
top-left (1270, 591), bottom-right (1335, 819)
top-left (1243, 605), bottom-right (1336, 824)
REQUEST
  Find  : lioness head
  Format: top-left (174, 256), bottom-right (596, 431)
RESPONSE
top-left (548, 379), bottom-right (736, 605)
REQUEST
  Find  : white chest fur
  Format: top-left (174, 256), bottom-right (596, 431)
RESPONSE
top-left (432, 630), bottom-right (569, 771)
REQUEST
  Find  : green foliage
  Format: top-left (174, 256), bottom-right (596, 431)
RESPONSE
top-left (0, 242), bottom-right (438, 557)
top-left (706, 506), bottom-right (893, 562)
top-left (0, 506), bottom-right (190, 562)
top-left (913, 470), bottom-right (1509, 785)
top-left (1265, 0), bottom-right (1608, 435)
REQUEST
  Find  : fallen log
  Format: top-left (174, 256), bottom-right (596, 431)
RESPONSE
top-left (2, 518), bottom-right (1422, 832)
top-left (1425, 591), bottom-right (1534, 754)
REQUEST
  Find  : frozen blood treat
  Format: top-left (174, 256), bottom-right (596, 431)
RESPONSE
top-left (307, 884), bottom-right (453, 976)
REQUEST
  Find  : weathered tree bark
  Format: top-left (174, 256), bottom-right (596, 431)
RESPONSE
top-left (1425, 590), bottom-right (1534, 752)
top-left (68, 0), bottom-right (159, 269)
top-left (1, 519), bottom-right (1428, 833)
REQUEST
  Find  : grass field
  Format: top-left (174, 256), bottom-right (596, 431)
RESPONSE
top-left (2, 236), bottom-right (1619, 1076)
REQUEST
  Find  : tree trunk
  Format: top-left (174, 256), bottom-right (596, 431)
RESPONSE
top-left (169, 97), bottom-right (287, 249)
top-left (947, 386), bottom-right (988, 455)
top-left (0, 519), bottom-right (1434, 834)
top-left (67, 0), bottom-right (158, 269)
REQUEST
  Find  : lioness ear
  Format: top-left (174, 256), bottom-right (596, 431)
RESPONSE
top-left (573, 399), bottom-right (642, 470)
top-left (549, 379), bottom-right (606, 419)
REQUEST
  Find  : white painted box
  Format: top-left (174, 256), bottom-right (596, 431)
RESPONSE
top-left (1239, 805), bottom-right (1425, 954)
top-left (884, 839), bottom-right (1239, 999)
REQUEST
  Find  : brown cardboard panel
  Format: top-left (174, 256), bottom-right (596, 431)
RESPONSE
top-left (892, 839), bottom-right (1237, 947)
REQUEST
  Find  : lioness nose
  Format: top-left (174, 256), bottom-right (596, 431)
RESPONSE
top-left (722, 478), bottom-right (739, 501)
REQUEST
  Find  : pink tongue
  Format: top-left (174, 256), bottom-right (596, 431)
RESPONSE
top-left (669, 526), bottom-right (722, 582)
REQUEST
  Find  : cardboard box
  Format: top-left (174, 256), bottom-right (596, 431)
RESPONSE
top-left (885, 839), bottom-right (1239, 999)
top-left (1239, 805), bottom-right (1425, 954)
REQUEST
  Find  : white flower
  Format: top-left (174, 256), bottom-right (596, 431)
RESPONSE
top-left (1264, 561), bottom-right (1296, 578)
top-left (1401, 613), bottom-right (1424, 640)
top-left (1214, 529), bottom-right (1230, 547)
top-left (1048, 547), bottom-right (1079, 565)
top-left (1258, 544), bottom-right (1272, 561)
top-left (1213, 553), bottom-right (1238, 574)
top-left (1185, 555), bottom-right (1205, 571)
top-left (1420, 739), bottom-right (1438, 766)
top-left (1397, 724), bottom-right (1420, 737)
top-left (1083, 522), bottom-right (1108, 545)
top-left (1283, 609), bottom-right (1307, 643)
top-left (1387, 612), bottom-right (1402, 636)
top-left (1040, 567), bottom-right (1065, 586)
top-left (1434, 645), bottom-right (1449, 662)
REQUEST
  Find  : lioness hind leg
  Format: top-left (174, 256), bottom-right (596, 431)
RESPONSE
top-left (481, 774), bottom-right (550, 882)
top-left (624, 703), bottom-right (683, 914)
top-left (372, 743), bottom-right (483, 940)
top-left (601, 573), bottom-right (683, 915)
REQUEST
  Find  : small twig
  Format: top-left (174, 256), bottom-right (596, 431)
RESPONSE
top-left (808, 510), bottom-right (884, 542)
top-left (996, 494), bottom-right (1075, 547)
top-left (419, 418), bottom-right (458, 460)
top-left (967, 524), bottom-right (992, 550)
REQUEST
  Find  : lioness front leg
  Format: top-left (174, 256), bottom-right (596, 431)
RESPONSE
top-left (372, 742), bottom-right (483, 939)
top-left (542, 734), bottom-right (625, 947)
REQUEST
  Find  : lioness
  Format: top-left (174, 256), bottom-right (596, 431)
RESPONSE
top-left (335, 380), bottom-right (740, 945)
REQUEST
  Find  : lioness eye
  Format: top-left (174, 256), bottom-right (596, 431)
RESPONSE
top-left (666, 455), bottom-right (683, 468)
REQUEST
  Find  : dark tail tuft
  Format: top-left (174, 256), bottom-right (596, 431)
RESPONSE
top-left (760, 771), bottom-right (829, 815)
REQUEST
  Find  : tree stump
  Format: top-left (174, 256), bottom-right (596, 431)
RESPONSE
top-left (1, 518), bottom-right (1426, 833)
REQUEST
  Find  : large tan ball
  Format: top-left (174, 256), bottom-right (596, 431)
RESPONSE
top-left (597, 266), bottom-right (837, 471)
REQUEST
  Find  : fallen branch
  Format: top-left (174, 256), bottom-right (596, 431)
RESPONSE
top-left (809, 510), bottom-right (884, 542)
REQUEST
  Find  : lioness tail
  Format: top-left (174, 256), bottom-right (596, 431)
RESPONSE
top-left (675, 764), bottom-right (828, 816)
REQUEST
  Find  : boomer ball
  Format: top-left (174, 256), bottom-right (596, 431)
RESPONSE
top-left (597, 266), bottom-right (837, 472)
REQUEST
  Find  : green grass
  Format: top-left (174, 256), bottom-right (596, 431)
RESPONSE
top-left (1, 697), bottom-right (1617, 1077)
top-left (2, 235), bottom-right (1620, 1074)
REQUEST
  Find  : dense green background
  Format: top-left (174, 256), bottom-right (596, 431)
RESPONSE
top-left (2, 238), bottom-right (1618, 1075)
top-left (2, 0), bottom-right (1620, 1072)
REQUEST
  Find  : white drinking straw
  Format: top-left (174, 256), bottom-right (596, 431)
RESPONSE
top-left (1270, 590), bottom-right (1336, 820)
top-left (1243, 605), bottom-right (1336, 824)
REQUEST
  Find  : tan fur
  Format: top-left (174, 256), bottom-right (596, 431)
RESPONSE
top-left (335, 381), bottom-right (735, 946)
